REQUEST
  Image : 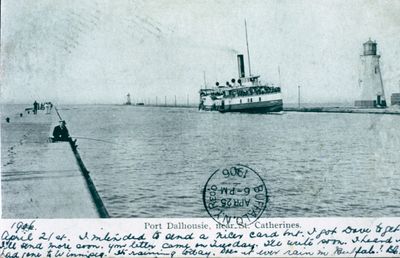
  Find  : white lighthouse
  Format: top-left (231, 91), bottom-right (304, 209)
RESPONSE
top-left (355, 39), bottom-right (386, 108)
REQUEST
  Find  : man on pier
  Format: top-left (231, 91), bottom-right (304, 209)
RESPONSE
top-left (33, 101), bottom-right (38, 114)
top-left (52, 120), bottom-right (70, 142)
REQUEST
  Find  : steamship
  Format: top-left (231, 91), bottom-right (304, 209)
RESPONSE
top-left (198, 23), bottom-right (283, 113)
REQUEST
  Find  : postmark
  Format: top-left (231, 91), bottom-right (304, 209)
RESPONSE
top-left (203, 164), bottom-right (268, 226)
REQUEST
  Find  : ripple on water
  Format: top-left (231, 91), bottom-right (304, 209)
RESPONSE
top-left (59, 106), bottom-right (400, 217)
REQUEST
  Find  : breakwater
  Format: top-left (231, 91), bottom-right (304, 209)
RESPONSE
top-left (69, 139), bottom-right (109, 218)
top-left (122, 103), bottom-right (400, 115)
top-left (54, 106), bottom-right (109, 218)
top-left (1, 105), bottom-right (107, 218)
top-left (283, 106), bottom-right (400, 115)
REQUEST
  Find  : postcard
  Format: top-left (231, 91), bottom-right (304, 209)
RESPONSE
top-left (1, 1), bottom-right (400, 257)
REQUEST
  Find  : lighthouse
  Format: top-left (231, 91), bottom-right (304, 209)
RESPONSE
top-left (126, 93), bottom-right (131, 105)
top-left (355, 39), bottom-right (386, 108)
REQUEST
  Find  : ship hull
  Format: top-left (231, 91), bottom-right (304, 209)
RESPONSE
top-left (220, 99), bottom-right (283, 113)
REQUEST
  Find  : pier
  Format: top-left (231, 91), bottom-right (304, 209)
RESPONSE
top-left (1, 108), bottom-right (106, 218)
top-left (123, 102), bottom-right (400, 115)
top-left (283, 106), bottom-right (400, 115)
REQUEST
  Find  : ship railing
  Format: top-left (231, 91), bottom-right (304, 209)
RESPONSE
top-left (222, 86), bottom-right (281, 98)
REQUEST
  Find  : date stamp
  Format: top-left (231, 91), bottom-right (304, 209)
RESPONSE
top-left (203, 164), bottom-right (268, 226)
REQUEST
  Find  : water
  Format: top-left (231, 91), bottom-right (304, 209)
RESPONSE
top-left (7, 104), bottom-right (400, 217)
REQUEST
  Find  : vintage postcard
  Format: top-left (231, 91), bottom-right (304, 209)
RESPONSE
top-left (1, 0), bottom-right (400, 257)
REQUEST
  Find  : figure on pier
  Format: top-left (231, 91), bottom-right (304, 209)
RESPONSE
top-left (52, 120), bottom-right (70, 142)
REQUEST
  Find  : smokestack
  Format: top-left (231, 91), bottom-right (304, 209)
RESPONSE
top-left (237, 54), bottom-right (245, 78)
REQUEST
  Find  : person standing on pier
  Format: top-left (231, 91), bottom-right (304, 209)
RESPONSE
top-left (52, 120), bottom-right (70, 142)
top-left (44, 103), bottom-right (51, 114)
top-left (33, 101), bottom-right (38, 114)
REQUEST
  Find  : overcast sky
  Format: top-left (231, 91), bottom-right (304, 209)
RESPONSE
top-left (1, 0), bottom-right (400, 104)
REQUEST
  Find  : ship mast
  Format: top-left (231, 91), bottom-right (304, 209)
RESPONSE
top-left (278, 66), bottom-right (281, 87)
top-left (245, 19), bottom-right (252, 76)
top-left (203, 71), bottom-right (207, 89)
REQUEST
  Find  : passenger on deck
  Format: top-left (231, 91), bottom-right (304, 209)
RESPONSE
top-left (52, 120), bottom-right (70, 142)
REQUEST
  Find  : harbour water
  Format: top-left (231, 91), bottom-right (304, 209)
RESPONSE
top-left (3, 104), bottom-right (400, 218)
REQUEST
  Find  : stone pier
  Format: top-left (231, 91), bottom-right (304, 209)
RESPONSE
top-left (1, 108), bottom-right (101, 218)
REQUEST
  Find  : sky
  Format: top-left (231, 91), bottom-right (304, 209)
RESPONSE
top-left (1, 0), bottom-right (400, 104)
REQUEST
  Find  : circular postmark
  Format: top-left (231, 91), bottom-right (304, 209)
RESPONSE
top-left (203, 164), bottom-right (268, 226)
